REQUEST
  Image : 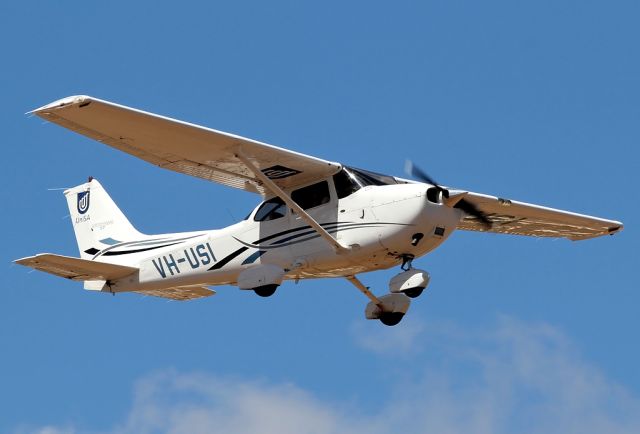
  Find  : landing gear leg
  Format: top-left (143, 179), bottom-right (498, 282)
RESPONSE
top-left (401, 254), bottom-right (414, 271)
top-left (346, 275), bottom-right (383, 308)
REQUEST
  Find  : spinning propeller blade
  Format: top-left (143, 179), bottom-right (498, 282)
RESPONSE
top-left (405, 160), bottom-right (492, 229)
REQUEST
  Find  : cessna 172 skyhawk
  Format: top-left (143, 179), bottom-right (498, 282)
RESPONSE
top-left (16, 96), bottom-right (623, 326)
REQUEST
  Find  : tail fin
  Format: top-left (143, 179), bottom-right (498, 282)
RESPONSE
top-left (64, 178), bottom-right (143, 259)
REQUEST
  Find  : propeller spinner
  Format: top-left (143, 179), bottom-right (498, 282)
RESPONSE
top-left (405, 160), bottom-right (492, 229)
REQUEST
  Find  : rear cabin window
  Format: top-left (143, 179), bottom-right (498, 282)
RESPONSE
top-left (292, 181), bottom-right (330, 210)
top-left (254, 197), bottom-right (287, 221)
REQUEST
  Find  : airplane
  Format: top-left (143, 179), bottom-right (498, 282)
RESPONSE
top-left (15, 95), bottom-right (624, 326)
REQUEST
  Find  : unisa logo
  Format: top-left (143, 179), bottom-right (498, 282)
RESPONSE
top-left (77, 191), bottom-right (90, 214)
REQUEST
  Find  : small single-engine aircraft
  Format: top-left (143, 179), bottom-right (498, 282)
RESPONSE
top-left (16, 96), bottom-right (623, 325)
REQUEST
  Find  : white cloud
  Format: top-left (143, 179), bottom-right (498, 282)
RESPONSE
top-left (111, 372), bottom-right (364, 434)
top-left (20, 317), bottom-right (640, 434)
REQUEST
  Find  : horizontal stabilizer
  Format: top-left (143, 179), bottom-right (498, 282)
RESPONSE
top-left (14, 254), bottom-right (138, 281)
top-left (135, 286), bottom-right (215, 301)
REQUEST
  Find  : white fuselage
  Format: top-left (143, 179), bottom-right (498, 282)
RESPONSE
top-left (100, 181), bottom-right (461, 293)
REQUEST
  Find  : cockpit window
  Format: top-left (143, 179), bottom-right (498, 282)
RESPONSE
top-left (292, 181), bottom-right (330, 210)
top-left (254, 197), bottom-right (287, 221)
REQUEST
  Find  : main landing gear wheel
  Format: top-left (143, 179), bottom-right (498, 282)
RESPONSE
top-left (378, 312), bottom-right (405, 326)
top-left (253, 284), bottom-right (278, 297)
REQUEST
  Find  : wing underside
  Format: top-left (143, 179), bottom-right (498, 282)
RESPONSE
top-left (453, 191), bottom-right (623, 240)
top-left (31, 96), bottom-right (341, 195)
top-left (134, 286), bottom-right (215, 301)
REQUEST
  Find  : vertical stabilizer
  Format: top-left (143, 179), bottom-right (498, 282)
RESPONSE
top-left (64, 179), bottom-right (143, 259)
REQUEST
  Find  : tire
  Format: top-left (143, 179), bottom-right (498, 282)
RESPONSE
top-left (379, 312), bottom-right (404, 326)
top-left (404, 287), bottom-right (424, 298)
top-left (253, 284), bottom-right (278, 297)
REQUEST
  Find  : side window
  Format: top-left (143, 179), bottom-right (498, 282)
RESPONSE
top-left (254, 197), bottom-right (287, 221)
top-left (333, 169), bottom-right (361, 199)
top-left (292, 181), bottom-right (330, 210)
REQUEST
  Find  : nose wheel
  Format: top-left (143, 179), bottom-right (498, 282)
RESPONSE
top-left (393, 254), bottom-right (429, 298)
top-left (403, 287), bottom-right (424, 298)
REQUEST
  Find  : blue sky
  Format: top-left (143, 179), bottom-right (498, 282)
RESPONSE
top-left (1, 1), bottom-right (638, 433)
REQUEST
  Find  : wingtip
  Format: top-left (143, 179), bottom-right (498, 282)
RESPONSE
top-left (608, 223), bottom-right (624, 235)
top-left (27, 95), bottom-right (93, 116)
top-left (14, 255), bottom-right (38, 265)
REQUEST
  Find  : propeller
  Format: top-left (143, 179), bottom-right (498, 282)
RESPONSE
top-left (405, 160), bottom-right (492, 229)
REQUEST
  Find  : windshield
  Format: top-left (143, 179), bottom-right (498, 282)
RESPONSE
top-left (346, 166), bottom-right (398, 187)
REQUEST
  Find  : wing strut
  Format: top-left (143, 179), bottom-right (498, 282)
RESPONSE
top-left (235, 151), bottom-right (350, 254)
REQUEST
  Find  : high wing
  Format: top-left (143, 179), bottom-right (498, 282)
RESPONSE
top-left (31, 95), bottom-right (341, 195)
top-left (452, 191), bottom-right (623, 240)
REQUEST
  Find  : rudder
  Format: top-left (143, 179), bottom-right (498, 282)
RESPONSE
top-left (64, 178), bottom-right (143, 259)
